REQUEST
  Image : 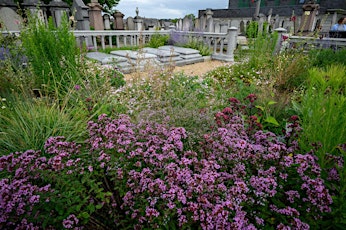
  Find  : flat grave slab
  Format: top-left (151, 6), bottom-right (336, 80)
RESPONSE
top-left (142, 47), bottom-right (182, 63)
top-left (110, 50), bottom-right (157, 60)
top-left (86, 52), bottom-right (127, 64)
top-left (158, 46), bottom-right (200, 55)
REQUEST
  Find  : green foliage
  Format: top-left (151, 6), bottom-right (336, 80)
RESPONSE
top-left (0, 94), bottom-right (87, 154)
top-left (294, 65), bottom-right (346, 157)
top-left (246, 21), bottom-right (259, 38)
top-left (147, 33), bottom-right (169, 48)
top-left (20, 13), bottom-right (82, 97)
top-left (182, 37), bottom-right (212, 56)
top-left (309, 48), bottom-right (346, 68)
top-left (292, 65), bottom-right (346, 228)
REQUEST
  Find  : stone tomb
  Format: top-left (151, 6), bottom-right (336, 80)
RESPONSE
top-left (158, 46), bottom-right (204, 65)
top-left (141, 47), bottom-right (182, 63)
top-left (110, 50), bottom-right (161, 72)
top-left (86, 52), bottom-right (130, 69)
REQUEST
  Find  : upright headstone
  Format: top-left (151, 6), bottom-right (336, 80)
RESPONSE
top-left (22, 0), bottom-right (47, 23)
top-left (88, 0), bottom-right (103, 30)
top-left (48, 0), bottom-right (70, 27)
top-left (182, 15), bottom-right (193, 31)
top-left (274, 14), bottom-right (280, 29)
top-left (199, 15), bottom-right (206, 31)
top-left (194, 18), bottom-right (200, 31)
top-left (220, 23), bottom-right (229, 33)
top-left (127, 17), bottom-right (135, 30)
top-left (0, 0), bottom-right (17, 10)
top-left (205, 8), bottom-right (214, 32)
top-left (298, 1), bottom-right (320, 34)
top-left (214, 22), bottom-right (221, 33)
top-left (177, 19), bottom-right (183, 31)
top-left (0, 7), bottom-right (22, 30)
top-left (103, 14), bottom-right (110, 30)
top-left (113, 11), bottom-right (124, 30)
top-left (72, 0), bottom-right (90, 30)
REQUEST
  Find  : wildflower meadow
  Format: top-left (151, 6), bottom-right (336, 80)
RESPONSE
top-left (0, 15), bottom-right (345, 229)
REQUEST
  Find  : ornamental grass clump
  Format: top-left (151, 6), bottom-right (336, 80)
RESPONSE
top-left (0, 95), bottom-right (336, 229)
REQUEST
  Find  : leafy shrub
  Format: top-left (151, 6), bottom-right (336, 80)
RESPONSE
top-left (0, 95), bottom-right (336, 229)
top-left (246, 21), bottom-right (259, 38)
top-left (182, 38), bottom-right (211, 56)
top-left (147, 33), bottom-right (169, 48)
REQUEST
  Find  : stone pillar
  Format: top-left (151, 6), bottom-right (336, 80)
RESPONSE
top-left (113, 11), bottom-right (124, 30)
top-left (88, 0), bottom-right (103, 30)
top-left (48, 0), bottom-right (70, 27)
top-left (226, 27), bottom-right (237, 60)
top-left (134, 17), bottom-right (143, 31)
top-left (298, 1), bottom-right (320, 34)
top-left (274, 27), bottom-right (287, 54)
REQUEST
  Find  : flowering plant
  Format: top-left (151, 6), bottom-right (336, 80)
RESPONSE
top-left (0, 94), bottom-right (335, 229)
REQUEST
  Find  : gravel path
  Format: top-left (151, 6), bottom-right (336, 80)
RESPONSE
top-left (124, 60), bottom-right (232, 81)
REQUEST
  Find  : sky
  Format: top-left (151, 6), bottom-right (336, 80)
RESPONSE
top-left (115, 0), bottom-right (228, 19)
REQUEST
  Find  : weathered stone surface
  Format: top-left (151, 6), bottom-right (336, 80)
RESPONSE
top-left (142, 47), bottom-right (182, 63)
top-left (110, 50), bottom-right (157, 60)
top-left (86, 52), bottom-right (127, 64)
top-left (158, 46), bottom-right (200, 55)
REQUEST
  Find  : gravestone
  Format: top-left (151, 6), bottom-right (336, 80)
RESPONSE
top-left (220, 23), bottom-right (229, 33)
top-left (88, 0), bottom-right (104, 30)
top-left (182, 15), bottom-right (193, 31)
top-left (0, 7), bottom-right (22, 31)
top-left (298, 1), bottom-right (320, 34)
top-left (72, 0), bottom-right (90, 30)
top-left (142, 47), bottom-right (182, 63)
top-left (22, 0), bottom-right (47, 23)
top-left (0, 0), bottom-right (17, 10)
top-left (127, 17), bottom-right (135, 30)
top-left (103, 14), bottom-right (111, 30)
top-left (177, 19), bottom-right (183, 31)
top-left (113, 11), bottom-right (124, 30)
top-left (48, 0), bottom-right (70, 27)
top-left (200, 15), bottom-right (206, 31)
top-left (214, 22), bottom-right (221, 33)
top-left (194, 18), bottom-right (200, 31)
top-left (206, 17), bottom-right (214, 32)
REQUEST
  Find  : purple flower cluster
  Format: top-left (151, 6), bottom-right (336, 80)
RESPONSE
top-left (0, 150), bottom-right (50, 229)
top-left (0, 95), bottom-right (338, 229)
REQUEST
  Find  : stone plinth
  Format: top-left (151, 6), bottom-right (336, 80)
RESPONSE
top-left (88, 0), bottom-right (103, 30)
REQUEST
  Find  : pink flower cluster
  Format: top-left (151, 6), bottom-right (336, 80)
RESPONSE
top-left (0, 95), bottom-right (338, 229)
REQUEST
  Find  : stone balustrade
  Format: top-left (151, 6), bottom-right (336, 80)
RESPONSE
top-left (274, 28), bottom-right (346, 53)
top-left (73, 28), bottom-right (238, 61)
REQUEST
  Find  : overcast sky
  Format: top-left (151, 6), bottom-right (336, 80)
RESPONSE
top-left (115, 0), bottom-right (228, 19)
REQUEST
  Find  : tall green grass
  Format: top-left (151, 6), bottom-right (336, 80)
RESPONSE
top-left (0, 94), bottom-right (87, 154)
top-left (20, 13), bottom-right (82, 96)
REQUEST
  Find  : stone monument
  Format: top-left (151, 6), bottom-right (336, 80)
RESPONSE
top-left (88, 0), bottom-right (103, 30)
top-left (298, 0), bottom-right (320, 34)
top-left (48, 0), bottom-right (70, 27)
top-left (113, 10), bottom-right (124, 30)
top-left (134, 7), bottom-right (143, 31)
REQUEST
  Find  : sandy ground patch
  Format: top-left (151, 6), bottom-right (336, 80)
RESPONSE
top-left (123, 59), bottom-right (231, 81)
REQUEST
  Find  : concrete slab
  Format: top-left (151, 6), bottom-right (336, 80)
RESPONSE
top-left (110, 50), bottom-right (157, 60)
top-left (142, 47), bottom-right (180, 57)
top-left (86, 52), bottom-right (127, 64)
top-left (158, 46), bottom-right (200, 55)
top-left (142, 47), bottom-right (182, 63)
